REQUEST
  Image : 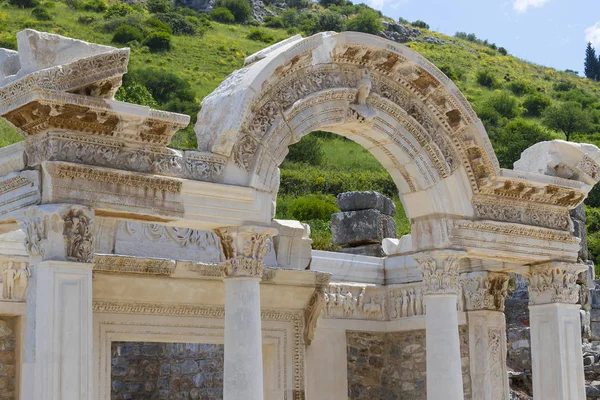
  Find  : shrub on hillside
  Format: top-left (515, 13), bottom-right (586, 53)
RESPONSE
top-left (506, 80), bottom-right (532, 96)
top-left (143, 31), bottom-right (172, 52)
top-left (263, 16), bottom-right (285, 29)
top-left (318, 0), bottom-right (344, 6)
top-left (318, 10), bottom-right (346, 32)
top-left (0, 35), bottom-right (18, 50)
top-left (104, 3), bottom-right (135, 19)
top-left (523, 93), bottom-right (551, 117)
top-left (554, 88), bottom-right (598, 109)
top-left (439, 64), bottom-right (462, 82)
top-left (77, 15), bottom-right (96, 24)
top-left (485, 92), bottom-right (520, 119)
top-left (297, 11), bottom-right (319, 35)
top-left (8, 0), bottom-right (39, 8)
top-left (112, 25), bottom-right (143, 44)
top-left (494, 119), bottom-right (552, 168)
top-left (476, 70), bottom-right (497, 88)
top-left (287, 134), bottom-right (324, 165)
top-left (247, 28), bottom-right (275, 43)
top-left (217, 0), bottom-right (251, 23)
top-left (289, 194), bottom-right (339, 221)
top-left (346, 8), bottom-right (382, 34)
top-left (126, 69), bottom-right (194, 104)
top-left (281, 8), bottom-right (297, 27)
top-left (155, 12), bottom-right (196, 35)
top-left (81, 0), bottom-right (106, 12)
top-left (115, 81), bottom-right (158, 108)
top-left (498, 47), bottom-right (508, 56)
top-left (210, 7), bottom-right (235, 23)
top-left (102, 14), bottom-right (145, 32)
top-left (411, 19), bottom-right (429, 29)
top-left (147, 0), bottom-right (173, 13)
top-left (31, 6), bottom-right (52, 20)
top-left (543, 101), bottom-right (591, 141)
top-left (285, 0), bottom-right (310, 8)
top-left (145, 17), bottom-right (173, 34)
top-left (553, 81), bottom-right (575, 92)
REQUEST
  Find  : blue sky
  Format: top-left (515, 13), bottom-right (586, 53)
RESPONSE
top-left (356, 0), bottom-right (600, 75)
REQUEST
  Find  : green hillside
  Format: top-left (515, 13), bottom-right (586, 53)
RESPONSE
top-left (2, 0), bottom-right (600, 262)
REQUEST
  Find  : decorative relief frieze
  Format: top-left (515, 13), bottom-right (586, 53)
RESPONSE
top-left (215, 226), bottom-right (278, 278)
top-left (55, 164), bottom-right (182, 194)
top-left (460, 272), bottom-right (509, 311)
top-left (0, 259), bottom-right (29, 301)
top-left (576, 154), bottom-right (600, 182)
top-left (527, 262), bottom-right (587, 305)
top-left (94, 255), bottom-right (176, 276)
top-left (24, 133), bottom-right (226, 182)
top-left (453, 221), bottom-right (579, 244)
top-left (478, 179), bottom-right (586, 208)
top-left (188, 263), bottom-right (224, 277)
top-left (323, 284), bottom-right (385, 320)
top-left (473, 196), bottom-right (572, 231)
top-left (388, 284), bottom-right (424, 318)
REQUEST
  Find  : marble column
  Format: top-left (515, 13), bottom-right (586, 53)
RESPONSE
top-left (461, 271), bottom-right (510, 400)
top-left (417, 251), bottom-right (466, 400)
top-left (17, 205), bottom-right (94, 400)
top-left (216, 226), bottom-right (277, 400)
top-left (527, 262), bottom-right (587, 400)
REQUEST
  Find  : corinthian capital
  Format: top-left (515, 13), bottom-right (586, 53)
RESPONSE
top-left (460, 271), bottom-right (509, 311)
top-left (215, 226), bottom-right (278, 278)
top-left (415, 251), bottom-right (466, 295)
top-left (16, 204), bottom-right (94, 263)
top-left (527, 262), bottom-right (587, 305)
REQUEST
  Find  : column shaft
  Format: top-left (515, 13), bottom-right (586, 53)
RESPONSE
top-left (530, 303), bottom-right (585, 400)
top-left (224, 277), bottom-right (264, 400)
top-left (22, 261), bottom-right (93, 400)
top-left (425, 294), bottom-right (464, 400)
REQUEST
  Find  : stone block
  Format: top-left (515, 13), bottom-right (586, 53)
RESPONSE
top-left (338, 244), bottom-right (386, 257)
top-left (331, 209), bottom-right (396, 247)
top-left (573, 218), bottom-right (589, 261)
top-left (271, 219), bottom-right (312, 270)
top-left (336, 191), bottom-right (396, 216)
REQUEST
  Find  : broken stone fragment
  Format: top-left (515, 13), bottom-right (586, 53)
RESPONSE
top-left (336, 190), bottom-right (396, 216)
top-left (331, 209), bottom-right (396, 247)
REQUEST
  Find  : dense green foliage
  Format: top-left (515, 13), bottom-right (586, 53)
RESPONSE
top-left (2, 0), bottom-right (600, 255)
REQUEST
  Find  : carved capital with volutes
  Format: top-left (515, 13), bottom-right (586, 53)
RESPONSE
top-left (460, 271), bottom-right (509, 311)
top-left (15, 204), bottom-right (94, 263)
top-left (415, 250), bottom-right (466, 296)
top-left (215, 226), bottom-right (278, 278)
top-left (527, 262), bottom-right (587, 305)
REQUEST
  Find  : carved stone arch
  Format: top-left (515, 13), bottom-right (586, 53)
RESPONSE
top-left (195, 31), bottom-right (500, 225)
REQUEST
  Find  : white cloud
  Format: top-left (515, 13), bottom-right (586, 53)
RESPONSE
top-left (513, 0), bottom-right (550, 13)
top-left (586, 23), bottom-right (600, 48)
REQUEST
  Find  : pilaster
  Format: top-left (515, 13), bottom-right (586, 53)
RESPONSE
top-left (461, 271), bottom-right (510, 400)
top-left (527, 262), bottom-right (587, 400)
top-left (16, 204), bottom-right (94, 400)
top-left (416, 250), bottom-right (466, 400)
top-left (215, 225), bottom-right (277, 400)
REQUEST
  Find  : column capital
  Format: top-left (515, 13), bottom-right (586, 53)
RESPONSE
top-left (215, 225), bottom-right (278, 278)
top-left (414, 250), bottom-right (467, 295)
top-left (460, 271), bottom-right (510, 312)
top-left (527, 262), bottom-right (587, 306)
top-left (15, 204), bottom-right (94, 263)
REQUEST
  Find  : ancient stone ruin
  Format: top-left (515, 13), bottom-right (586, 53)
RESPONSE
top-left (1, 29), bottom-right (600, 400)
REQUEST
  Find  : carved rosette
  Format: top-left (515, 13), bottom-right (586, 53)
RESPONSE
top-left (527, 262), bottom-right (588, 305)
top-left (215, 226), bottom-right (278, 278)
top-left (460, 271), bottom-right (509, 311)
top-left (16, 205), bottom-right (94, 263)
top-left (416, 252), bottom-right (466, 296)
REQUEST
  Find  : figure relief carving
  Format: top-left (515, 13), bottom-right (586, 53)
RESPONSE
top-left (322, 284), bottom-right (384, 320)
top-left (63, 208), bottom-right (94, 263)
top-left (0, 260), bottom-right (30, 301)
top-left (389, 285), bottom-right (425, 319)
top-left (215, 226), bottom-right (277, 278)
top-left (460, 272), bottom-right (509, 311)
top-left (417, 253), bottom-right (464, 295)
top-left (527, 262), bottom-right (587, 305)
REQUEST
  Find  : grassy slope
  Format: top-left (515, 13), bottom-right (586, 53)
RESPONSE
top-left (1, 2), bottom-right (599, 251)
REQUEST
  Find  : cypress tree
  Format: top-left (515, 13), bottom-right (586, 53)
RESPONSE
top-left (584, 42), bottom-right (599, 80)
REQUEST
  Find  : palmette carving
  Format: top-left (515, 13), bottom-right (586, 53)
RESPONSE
top-left (527, 263), bottom-right (587, 305)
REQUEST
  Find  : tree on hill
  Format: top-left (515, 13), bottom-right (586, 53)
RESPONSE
top-left (584, 42), bottom-right (599, 81)
top-left (542, 101), bottom-right (591, 141)
top-left (346, 8), bottom-right (382, 35)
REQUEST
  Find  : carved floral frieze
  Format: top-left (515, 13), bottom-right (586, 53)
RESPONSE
top-left (93, 255), bottom-right (176, 276)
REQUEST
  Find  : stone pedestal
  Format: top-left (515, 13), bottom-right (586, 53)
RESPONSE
top-left (528, 263), bottom-right (587, 400)
top-left (417, 252), bottom-right (465, 400)
top-left (216, 226), bottom-right (277, 400)
top-left (461, 271), bottom-right (510, 400)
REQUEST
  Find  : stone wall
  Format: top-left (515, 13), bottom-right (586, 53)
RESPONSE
top-left (0, 317), bottom-right (16, 400)
top-left (347, 328), bottom-right (471, 399)
top-left (111, 342), bottom-right (224, 400)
